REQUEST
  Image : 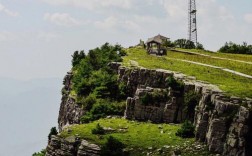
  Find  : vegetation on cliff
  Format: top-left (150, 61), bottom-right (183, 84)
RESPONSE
top-left (71, 43), bottom-right (127, 123)
top-left (60, 118), bottom-right (212, 156)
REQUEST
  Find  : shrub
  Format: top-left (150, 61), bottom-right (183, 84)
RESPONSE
top-left (101, 136), bottom-right (125, 156)
top-left (92, 123), bottom-right (105, 135)
top-left (48, 127), bottom-right (58, 141)
top-left (140, 90), bottom-right (169, 106)
top-left (32, 149), bottom-right (46, 156)
top-left (166, 76), bottom-right (184, 92)
top-left (80, 100), bottom-right (125, 123)
top-left (80, 113), bottom-right (94, 123)
top-left (174, 39), bottom-right (195, 49)
top-left (219, 41), bottom-right (252, 54)
top-left (118, 82), bottom-right (128, 99)
top-left (82, 94), bottom-right (97, 111)
top-left (176, 120), bottom-right (195, 138)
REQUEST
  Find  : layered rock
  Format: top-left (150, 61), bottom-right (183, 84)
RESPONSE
top-left (110, 63), bottom-right (252, 155)
top-left (46, 136), bottom-right (101, 156)
top-left (58, 72), bottom-right (85, 132)
top-left (125, 87), bottom-right (184, 123)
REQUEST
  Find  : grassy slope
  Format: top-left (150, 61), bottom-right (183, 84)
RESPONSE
top-left (176, 48), bottom-right (252, 62)
top-left (122, 47), bottom-right (252, 98)
top-left (167, 51), bottom-right (252, 75)
top-left (60, 118), bottom-right (211, 156)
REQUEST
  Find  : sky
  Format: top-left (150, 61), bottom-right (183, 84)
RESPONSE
top-left (0, 1), bottom-right (252, 155)
top-left (0, 0), bottom-right (252, 80)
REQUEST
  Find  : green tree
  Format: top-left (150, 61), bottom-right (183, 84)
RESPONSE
top-left (174, 39), bottom-right (196, 49)
top-left (72, 50), bottom-right (86, 67)
top-left (48, 127), bottom-right (58, 141)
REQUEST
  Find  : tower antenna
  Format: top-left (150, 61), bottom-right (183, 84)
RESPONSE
top-left (188, 0), bottom-right (197, 44)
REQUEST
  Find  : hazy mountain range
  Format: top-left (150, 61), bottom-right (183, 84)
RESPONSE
top-left (0, 77), bottom-right (62, 156)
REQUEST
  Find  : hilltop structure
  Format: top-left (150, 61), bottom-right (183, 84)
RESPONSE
top-left (146, 34), bottom-right (169, 55)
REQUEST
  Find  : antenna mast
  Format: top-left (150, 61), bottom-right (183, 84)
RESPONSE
top-left (188, 0), bottom-right (197, 44)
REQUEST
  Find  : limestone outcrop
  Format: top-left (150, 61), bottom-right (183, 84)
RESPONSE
top-left (110, 62), bottom-right (252, 156)
top-left (58, 72), bottom-right (84, 132)
top-left (46, 136), bottom-right (101, 156)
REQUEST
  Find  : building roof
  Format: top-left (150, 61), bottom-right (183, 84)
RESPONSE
top-left (146, 34), bottom-right (170, 44)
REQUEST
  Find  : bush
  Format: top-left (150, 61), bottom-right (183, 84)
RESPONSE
top-left (80, 100), bottom-right (125, 123)
top-left (92, 123), bottom-right (105, 135)
top-left (101, 136), bottom-right (125, 156)
top-left (32, 149), bottom-right (46, 156)
top-left (118, 82), bottom-right (128, 99)
top-left (140, 90), bottom-right (169, 106)
top-left (48, 127), bottom-right (58, 141)
top-left (174, 39), bottom-right (195, 49)
top-left (176, 120), bottom-right (195, 138)
top-left (219, 42), bottom-right (252, 54)
top-left (80, 113), bottom-right (93, 123)
top-left (166, 76), bottom-right (184, 92)
top-left (82, 94), bottom-right (97, 111)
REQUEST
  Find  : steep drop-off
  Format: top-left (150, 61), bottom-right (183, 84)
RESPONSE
top-left (47, 62), bottom-right (252, 156)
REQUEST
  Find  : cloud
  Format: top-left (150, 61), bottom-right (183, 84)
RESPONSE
top-left (244, 13), bottom-right (252, 24)
top-left (0, 31), bottom-right (16, 42)
top-left (0, 3), bottom-right (19, 17)
top-left (44, 13), bottom-right (85, 27)
top-left (37, 32), bottom-right (58, 42)
top-left (94, 16), bottom-right (140, 32)
top-left (41, 0), bottom-right (132, 10)
top-left (160, 0), bottom-right (187, 19)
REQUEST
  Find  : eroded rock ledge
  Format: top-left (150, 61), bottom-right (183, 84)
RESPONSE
top-left (46, 135), bottom-right (101, 156)
top-left (110, 62), bottom-right (252, 156)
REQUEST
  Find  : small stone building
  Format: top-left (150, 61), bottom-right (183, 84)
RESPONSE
top-left (146, 34), bottom-right (169, 55)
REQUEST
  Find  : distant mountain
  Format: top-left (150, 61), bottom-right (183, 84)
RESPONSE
top-left (0, 77), bottom-right (62, 156)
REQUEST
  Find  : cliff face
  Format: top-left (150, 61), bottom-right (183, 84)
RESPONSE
top-left (52, 62), bottom-right (252, 156)
top-left (46, 135), bottom-right (101, 156)
top-left (58, 72), bottom-right (84, 132)
top-left (112, 63), bottom-right (252, 156)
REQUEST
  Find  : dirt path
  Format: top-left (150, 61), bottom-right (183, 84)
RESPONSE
top-left (171, 49), bottom-right (252, 65)
top-left (172, 58), bottom-right (252, 79)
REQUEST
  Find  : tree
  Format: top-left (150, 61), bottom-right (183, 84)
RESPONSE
top-left (71, 50), bottom-right (86, 67)
top-left (48, 127), bottom-right (58, 141)
top-left (162, 40), bottom-right (175, 48)
top-left (196, 42), bottom-right (204, 50)
top-left (174, 39), bottom-right (195, 49)
top-left (219, 41), bottom-right (252, 54)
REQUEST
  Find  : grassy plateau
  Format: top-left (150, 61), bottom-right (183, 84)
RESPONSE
top-left (122, 47), bottom-right (252, 98)
top-left (60, 118), bottom-right (212, 156)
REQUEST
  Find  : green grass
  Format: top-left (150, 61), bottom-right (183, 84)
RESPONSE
top-left (122, 47), bottom-right (252, 98)
top-left (167, 51), bottom-right (252, 75)
top-left (60, 118), bottom-right (212, 156)
top-left (176, 48), bottom-right (252, 62)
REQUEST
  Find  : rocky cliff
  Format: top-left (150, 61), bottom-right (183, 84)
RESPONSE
top-left (50, 62), bottom-right (252, 156)
top-left (58, 71), bottom-right (84, 132)
top-left (46, 135), bottom-right (101, 156)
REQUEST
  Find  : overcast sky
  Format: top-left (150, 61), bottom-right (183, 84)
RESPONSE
top-left (1, 0), bottom-right (252, 80)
